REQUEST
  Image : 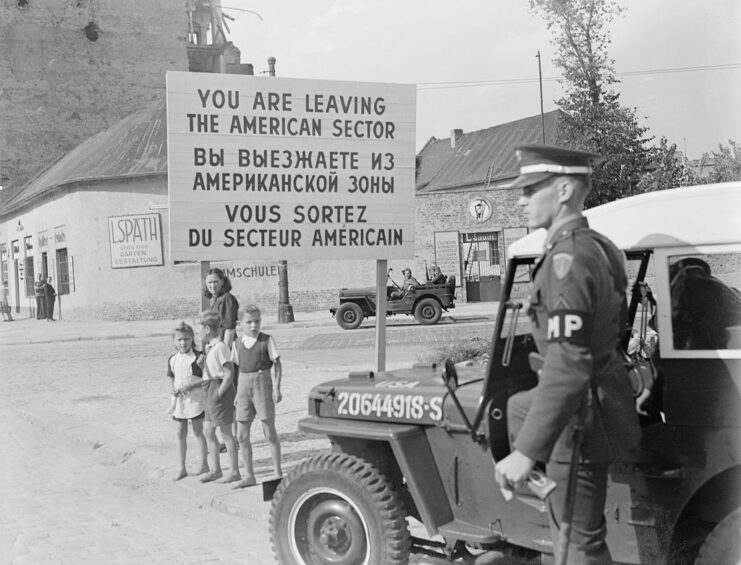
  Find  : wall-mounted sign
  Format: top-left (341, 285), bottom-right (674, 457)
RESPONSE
top-left (166, 71), bottom-right (417, 262)
top-left (215, 263), bottom-right (280, 279)
top-left (468, 198), bottom-right (492, 223)
top-left (54, 225), bottom-right (67, 245)
top-left (460, 231), bottom-right (499, 243)
top-left (108, 213), bottom-right (164, 268)
top-left (38, 232), bottom-right (49, 250)
top-left (433, 231), bottom-right (461, 285)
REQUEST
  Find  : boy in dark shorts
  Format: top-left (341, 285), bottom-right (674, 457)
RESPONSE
top-left (166, 322), bottom-right (208, 481)
top-left (231, 304), bottom-right (282, 488)
top-left (196, 310), bottom-right (240, 484)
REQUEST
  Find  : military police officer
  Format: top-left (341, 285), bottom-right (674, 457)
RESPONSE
top-left (494, 145), bottom-right (641, 564)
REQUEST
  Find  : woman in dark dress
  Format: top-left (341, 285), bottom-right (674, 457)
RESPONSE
top-left (203, 268), bottom-right (239, 349)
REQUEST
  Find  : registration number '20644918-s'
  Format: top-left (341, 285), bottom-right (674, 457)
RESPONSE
top-left (337, 392), bottom-right (443, 421)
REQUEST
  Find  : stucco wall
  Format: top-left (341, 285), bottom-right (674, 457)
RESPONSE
top-left (0, 0), bottom-right (187, 191)
top-left (1, 178), bottom-right (386, 320)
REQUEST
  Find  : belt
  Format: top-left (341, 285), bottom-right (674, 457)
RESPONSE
top-left (239, 369), bottom-right (270, 376)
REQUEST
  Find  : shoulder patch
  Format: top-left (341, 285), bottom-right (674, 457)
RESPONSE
top-left (552, 253), bottom-right (573, 279)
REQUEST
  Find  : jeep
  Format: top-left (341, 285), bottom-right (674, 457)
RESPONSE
top-left (269, 182), bottom-right (741, 565)
top-left (330, 272), bottom-right (457, 330)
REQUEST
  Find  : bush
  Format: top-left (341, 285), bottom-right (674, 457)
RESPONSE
top-left (417, 336), bottom-right (491, 367)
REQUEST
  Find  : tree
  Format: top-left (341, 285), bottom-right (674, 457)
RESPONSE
top-left (700, 140), bottom-right (741, 184)
top-left (530, 0), bottom-right (653, 207)
top-left (637, 136), bottom-right (698, 192)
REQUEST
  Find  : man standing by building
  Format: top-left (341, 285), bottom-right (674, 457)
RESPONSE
top-left (494, 145), bottom-right (640, 564)
top-left (44, 276), bottom-right (57, 322)
top-left (34, 273), bottom-right (46, 320)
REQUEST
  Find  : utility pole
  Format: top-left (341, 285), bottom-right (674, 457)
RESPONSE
top-left (267, 56), bottom-right (295, 323)
top-left (536, 51), bottom-right (546, 144)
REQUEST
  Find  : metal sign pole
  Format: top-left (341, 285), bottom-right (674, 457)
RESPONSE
top-left (374, 259), bottom-right (387, 373)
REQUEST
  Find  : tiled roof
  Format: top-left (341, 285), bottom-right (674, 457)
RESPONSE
top-left (416, 110), bottom-right (561, 192)
top-left (0, 99), bottom-right (167, 218)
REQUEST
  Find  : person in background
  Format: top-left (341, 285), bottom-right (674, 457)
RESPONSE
top-left (429, 264), bottom-right (447, 285)
top-left (0, 281), bottom-right (13, 322)
top-left (389, 267), bottom-right (420, 300)
top-left (165, 322), bottom-right (208, 481)
top-left (203, 268), bottom-right (239, 349)
top-left (34, 274), bottom-right (46, 320)
top-left (203, 267), bottom-right (240, 449)
top-left (196, 310), bottom-right (240, 484)
top-left (44, 277), bottom-right (56, 322)
top-left (231, 304), bottom-right (283, 488)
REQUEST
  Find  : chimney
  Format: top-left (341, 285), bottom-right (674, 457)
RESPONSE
top-left (450, 129), bottom-right (463, 149)
top-left (267, 57), bottom-right (276, 77)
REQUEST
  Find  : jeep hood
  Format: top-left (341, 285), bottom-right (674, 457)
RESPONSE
top-left (304, 365), bottom-right (484, 426)
top-left (339, 286), bottom-right (378, 298)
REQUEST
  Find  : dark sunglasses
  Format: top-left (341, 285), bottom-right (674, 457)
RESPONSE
top-left (521, 179), bottom-right (555, 198)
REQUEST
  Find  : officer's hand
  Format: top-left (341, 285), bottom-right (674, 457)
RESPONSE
top-left (273, 389), bottom-right (282, 404)
top-left (495, 451), bottom-right (535, 491)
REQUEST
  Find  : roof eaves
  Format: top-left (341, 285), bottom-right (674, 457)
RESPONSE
top-left (0, 171), bottom-right (167, 220)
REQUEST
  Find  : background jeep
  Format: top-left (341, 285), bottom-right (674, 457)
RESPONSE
top-left (271, 183), bottom-right (741, 565)
top-left (330, 273), bottom-right (456, 329)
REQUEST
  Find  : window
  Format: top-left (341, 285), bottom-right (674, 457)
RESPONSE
top-left (23, 236), bottom-right (34, 297)
top-left (56, 248), bottom-right (70, 295)
top-left (0, 246), bottom-right (8, 301)
top-left (24, 256), bottom-right (34, 297)
top-left (669, 252), bottom-right (741, 350)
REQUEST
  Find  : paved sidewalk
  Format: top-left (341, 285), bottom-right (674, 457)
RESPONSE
top-left (0, 301), bottom-right (498, 346)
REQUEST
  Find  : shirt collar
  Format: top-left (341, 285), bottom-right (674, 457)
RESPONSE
top-left (545, 213), bottom-right (588, 250)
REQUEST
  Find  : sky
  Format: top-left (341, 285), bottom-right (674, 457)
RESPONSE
top-left (221, 0), bottom-right (739, 158)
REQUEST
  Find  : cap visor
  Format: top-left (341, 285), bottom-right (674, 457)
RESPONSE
top-left (510, 171), bottom-right (554, 189)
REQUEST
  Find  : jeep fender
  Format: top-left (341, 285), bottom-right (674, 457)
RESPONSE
top-left (299, 416), bottom-right (454, 535)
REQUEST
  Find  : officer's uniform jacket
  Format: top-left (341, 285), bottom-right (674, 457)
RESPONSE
top-left (512, 214), bottom-right (641, 464)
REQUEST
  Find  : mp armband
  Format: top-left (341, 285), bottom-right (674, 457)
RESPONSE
top-left (546, 310), bottom-right (592, 345)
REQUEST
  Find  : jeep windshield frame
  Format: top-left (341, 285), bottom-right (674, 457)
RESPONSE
top-left (471, 249), bottom-right (652, 432)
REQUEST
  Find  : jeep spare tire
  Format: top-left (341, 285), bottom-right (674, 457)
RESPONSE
top-left (414, 298), bottom-right (442, 325)
top-left (270, 452), bottom-right (411, 565)
top-left (336, 302), bottom-right (363, 330)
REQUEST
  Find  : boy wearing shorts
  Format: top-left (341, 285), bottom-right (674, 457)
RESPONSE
top-left (231, 304), bottom-right (282, 488)
top-left (166, 322), bottom-right (208, 481)
top-left (196, 310), bottom-right (240, 484)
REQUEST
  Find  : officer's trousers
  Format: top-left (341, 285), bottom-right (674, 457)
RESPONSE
top-left (507, 389), bottom-right (613, 565)
top-left (546, 460), bottom-right (612, 565)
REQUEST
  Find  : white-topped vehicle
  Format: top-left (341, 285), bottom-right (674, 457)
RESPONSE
top-left (269, 183), bottom-right (741, 565)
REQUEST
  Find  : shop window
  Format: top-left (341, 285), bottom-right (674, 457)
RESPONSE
top-left (56, 248), bottom-right (70, 295)
top-left (669, 252), bottom-right (741, 350)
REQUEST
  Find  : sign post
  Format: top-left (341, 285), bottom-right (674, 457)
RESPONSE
top-left (166, 72), bottom-right (416, 371)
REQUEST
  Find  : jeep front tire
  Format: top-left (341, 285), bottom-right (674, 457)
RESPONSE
top-left (695, 506), bottom-right (741, 565)
top-left (414, 298), bottom-right (442, 325)
top-left (336, 302), bottom-right (364, 330)
top-left (270, 452), bottom-right (410, 565)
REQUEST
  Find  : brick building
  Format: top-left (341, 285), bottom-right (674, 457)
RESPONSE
top-left (415, 111), bottom-right (560, 302)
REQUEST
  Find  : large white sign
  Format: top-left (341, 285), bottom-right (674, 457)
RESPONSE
top-left (108, 213), bottom-right (164, 268)
top-left (166, 71), bottom-right (416, 261)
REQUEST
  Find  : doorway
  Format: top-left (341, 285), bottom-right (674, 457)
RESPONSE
top-left (461, 231), bottom-right (502, 302)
